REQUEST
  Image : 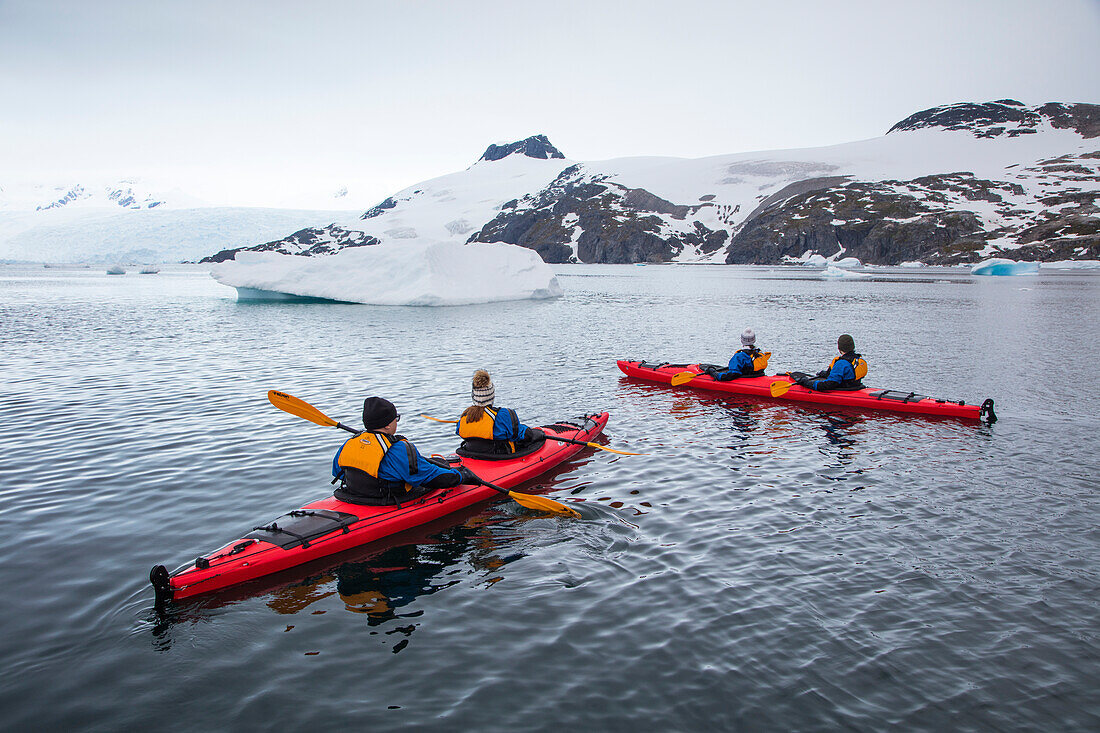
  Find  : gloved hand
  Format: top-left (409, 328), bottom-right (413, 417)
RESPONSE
top-left (456, 466), bottom-right (480, 486)
top-left (788, 372), bottom-right (813, 388)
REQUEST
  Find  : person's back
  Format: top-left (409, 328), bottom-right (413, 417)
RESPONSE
top-left (456, 370), bottom-right (544, 456)
top-left (793, 334), bottom-right (867, 391)
top-left (707, 328), bottom-right (769, 381)
top-left (334, 396), bottom-right (468, 505)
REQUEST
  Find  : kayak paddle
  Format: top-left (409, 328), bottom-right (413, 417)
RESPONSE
top-left (419, 414), bottom-right (644, 455)
top-left (670, 370), bottom-right (702, 386)
top-left (268, 391), bottom-right (579, 517)
top-left (770, 380), bottom-right (796, 397)
top-left (464, 472), bottom-right (580, 518)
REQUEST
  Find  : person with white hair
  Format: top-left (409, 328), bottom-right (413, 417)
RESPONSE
top-left (455, 369), bottom-right (545, 456)
top-left (705, 327), bottom-right (770, 381)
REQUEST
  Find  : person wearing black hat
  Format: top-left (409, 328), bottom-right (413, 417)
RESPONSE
top-left (789, 334), bottom-right (868, 391)
top-left (332, 397), bottom-right (473, 505)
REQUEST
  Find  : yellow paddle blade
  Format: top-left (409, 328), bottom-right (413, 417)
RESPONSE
top-left (770, 381), bottom-right (794, 398)
top-left (420, 413), bottom-right (459, 424)
top-left (587, 442), bottom-right (645, 456)
top-left (508, 491), bottom-right (581, 518)
top-left (670, 371), bottom-right (699, 386)
top-left (268, 390), bottom-right (338, 427)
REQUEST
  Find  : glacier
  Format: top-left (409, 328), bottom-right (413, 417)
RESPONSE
top-left (210, 240), bottom-right (562, 306)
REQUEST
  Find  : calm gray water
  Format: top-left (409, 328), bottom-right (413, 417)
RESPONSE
top-left (1, 263), bottom-right (1098, 731)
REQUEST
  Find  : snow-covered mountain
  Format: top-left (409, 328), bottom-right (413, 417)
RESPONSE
top-left (214, 101), bottom-right (1098, 265)
top-left (0, 178), bottom-right (359, 263)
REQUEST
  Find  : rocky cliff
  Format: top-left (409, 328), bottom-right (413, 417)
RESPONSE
top-left (200, 224), bottom-right (379, 263)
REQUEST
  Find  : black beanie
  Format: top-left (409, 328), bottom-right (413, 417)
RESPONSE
top-left (362, 397), bottom-right (398, 430)
top-left (838, 334), bottom-right (855, 353)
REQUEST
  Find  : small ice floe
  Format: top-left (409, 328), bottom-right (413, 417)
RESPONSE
top-left (106, 265), bottom-right (126, 275)
top-left (821, 265), bottom-right (870, 279)
top-left (830, 257), bottom-right (861, 269)
top-left (211, 239), bottom-right (562, 306)
top-left (899, 260), bottom-right (926, 268)
top-left (139, 265), bottom-right (160, 274)
top-left (971, 258), bottom-right (1040, 276)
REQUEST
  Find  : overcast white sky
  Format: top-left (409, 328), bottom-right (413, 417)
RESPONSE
top-left (2, 0), bottom-right (1098, 207)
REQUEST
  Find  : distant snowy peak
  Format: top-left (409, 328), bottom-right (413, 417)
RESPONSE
top-left (35, 181), bottom-right (168, 211)
top-left (478, 135), bottom-right (565, 163)
top-left (888, 100), bottom-right (1100, 139)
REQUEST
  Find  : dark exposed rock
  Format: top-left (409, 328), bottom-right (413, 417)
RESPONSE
top-left (1039, 102), bottom-right (1100, 139)
top-left (478, 135), bottom-right (565, 162)
top-left (888, 101), bottom-right (1100, 140)
top-left (468, 166), bottom-right (718, 263)
top-left (200, 224), bottom-right (380, 262)
top-left (726, 177), bottom-right (997, 265)
top-left (361, 197), bottom-right (397, 219)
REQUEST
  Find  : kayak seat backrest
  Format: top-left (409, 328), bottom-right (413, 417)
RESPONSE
top-left (245, 509), bottom-right (360, 550)
top-left (457, 436), bottom-right (545, 460)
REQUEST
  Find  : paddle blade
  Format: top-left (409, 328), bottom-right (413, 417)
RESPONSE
top-left (420, 414), bottom-right (459, 424)
top-left (268, 390), bottom-right (338, 427)
top-left (671, 371), bottom-right (699, 386)
top-left (508, 491), bottom-right (581, 518)
top-left (770, 381), bottom-right (794, 397)
top-left (588, 442), bottom-right (645, 456)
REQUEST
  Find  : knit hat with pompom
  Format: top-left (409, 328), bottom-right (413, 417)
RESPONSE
top-left (471, 369), bottom-right (495, 407)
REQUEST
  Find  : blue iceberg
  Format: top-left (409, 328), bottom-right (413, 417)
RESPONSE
top-left (971, 258), bottom-right (1040, 276)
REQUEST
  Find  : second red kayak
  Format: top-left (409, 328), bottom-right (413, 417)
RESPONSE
top-left (151, 412), bottom-right (609, 602)
top-left (617, 360), bottom-right (995, 422)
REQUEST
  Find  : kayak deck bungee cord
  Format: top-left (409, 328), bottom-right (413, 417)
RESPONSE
top-left (617, 360), bottom-right (996, 422)
top-left (150, 412), bottom-right (608, 602)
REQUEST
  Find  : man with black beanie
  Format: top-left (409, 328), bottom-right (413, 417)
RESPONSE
top-left (331, 396), bottom-right (473, 505)
top-left (789, 334), bottom-right (868, 392)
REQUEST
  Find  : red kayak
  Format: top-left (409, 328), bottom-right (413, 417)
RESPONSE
top-left (617, 360), bottom-right (996, 422)
top-left (151, 412), bottom-right (608, 601)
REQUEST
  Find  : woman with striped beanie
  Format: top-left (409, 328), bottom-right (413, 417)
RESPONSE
top-left (455, 369), bottom-right (545, 456)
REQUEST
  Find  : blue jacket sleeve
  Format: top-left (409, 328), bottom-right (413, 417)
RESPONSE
top-left (716, 351), bottom-right (753, 380)
top-left (493, 408), bottom-right (528, 440)
top-left (809, 360), bottom-right (854, 391)
top-left (332, 441), bottom-right (347, 478)
top-left (378, 441), bottom-right (460, 488)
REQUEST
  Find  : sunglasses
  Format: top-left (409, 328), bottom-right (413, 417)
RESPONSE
top-left (394, 414), bottom-right (401, 422)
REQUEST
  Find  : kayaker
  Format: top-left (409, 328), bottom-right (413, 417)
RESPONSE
top-left (333, 396), bottom-right (474, 505)
top-left (456, 370), bottom-right (545, 455)
top-left (705, 328), bottom-right (770, 380)
top-left (790, 334), bottom-right (868, 391)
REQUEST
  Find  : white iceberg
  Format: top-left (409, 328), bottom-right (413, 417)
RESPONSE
top-left (211, 239), bottom-right (562, 306)
top-left (898, 260), bottom-right (926, 268)
top-left (802, 254), bottom-right (829, 266)
top-left (971, 258), bottom-right (1040, 276)
top-left (821, 265), bottom-right (870, 278)
top-left (831, 257), bottom-right (862, 269)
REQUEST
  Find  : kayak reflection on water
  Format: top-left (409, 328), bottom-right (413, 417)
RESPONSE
top-left (149, 507), bottom-right (527, 654)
